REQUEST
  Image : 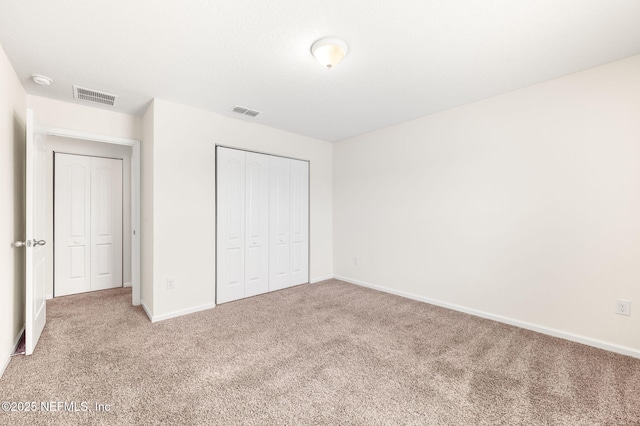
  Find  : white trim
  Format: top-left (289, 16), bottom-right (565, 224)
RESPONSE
top-left (146, 302), bottom-right (216, 323)
top-left (1, 326), bottom-right (25, 378)
top-left (46, 127), bottom-right (138, 146)
top-left (44, 126), bottom-right (141, 307)
top-left (46, 294), bottom-right (53, 300)
top-left (123, 282), bottom-right (132, 288)
top-left (141, 301), bottom-right (153, 322)
top-left (310, 275), bottom-right (333, 284)
top-left (334, 275), bottom-right (640, 359)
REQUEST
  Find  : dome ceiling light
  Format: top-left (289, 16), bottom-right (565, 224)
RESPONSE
top-left (311, 37), bottom-right (348, 69)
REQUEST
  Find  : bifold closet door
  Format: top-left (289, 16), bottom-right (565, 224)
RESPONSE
top-left (90, 157), bottom-right (123, 291)
top-left (217, 147), bottom-right (246, 304)
top-left (290, 159), bottom-right (309, 286)
top-left (55, 154), bottom-right (91, 296)
top-left (269, 157), bottom-right (309, 290)
top-left (217, 147), bottom-right (309, 303)
top-left (268, 156), bottom-right (291, 291)
top-left (244, 152), bottom-right (270, 298)
top-left (55, 154), bottom-right (123, 297)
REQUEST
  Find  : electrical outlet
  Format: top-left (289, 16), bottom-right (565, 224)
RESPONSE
top-left (354, 256), bottom-right (360, 266)
top-left (615, 299), bottom-right (630, 316)
top-left (167, 278), bottom-right (176, 290)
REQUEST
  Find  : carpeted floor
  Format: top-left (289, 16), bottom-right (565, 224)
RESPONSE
top-left (1, 279), bottom-right (639, 425)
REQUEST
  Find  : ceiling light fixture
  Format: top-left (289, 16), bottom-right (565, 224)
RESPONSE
top-left (311, 37), bottom-right (348, 69)
top-left (31, 74), bottom-right (52, 86)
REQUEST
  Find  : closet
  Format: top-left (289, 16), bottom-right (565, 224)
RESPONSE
top-left (216, 147), bottom-right (309, 304)
top-left (54, 153), bottom-right (123, 297)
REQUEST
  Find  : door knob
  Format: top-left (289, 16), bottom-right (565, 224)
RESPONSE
top-left (15, 239), bottom-right (46, 248)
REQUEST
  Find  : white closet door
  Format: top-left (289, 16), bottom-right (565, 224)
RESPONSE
top-left (91, 157), bottom-right (123, 291)
top-left (290, 159), bottom-right (309, 286)
top-left (245, 152), bottom-right (270, 298)
top-left (269, 156), bottom-right (291, 291)
top-left (217, 147), bottom-right (246, 304)
top-left (54, 153), bottom-right (91, 297)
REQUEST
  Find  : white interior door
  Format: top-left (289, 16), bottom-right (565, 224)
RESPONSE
top-left (91, 157), bottom-right (123, 291)
top-left (24, 108), bottom-right (47, 355)
top-left (216, 147), bottom-right (246, 304)
top-left (216, 147), bottom-right (310, 303)
top-left (54, 154), bottom-right (122, 296)
top-left (290, 159), bottom-right (309, 286)
top-left (269, 156), bottom-right (291, 291)
top-left (244, 152), bottom-right (269, 298)
top-left (54, 154), bottom-right (91, 296)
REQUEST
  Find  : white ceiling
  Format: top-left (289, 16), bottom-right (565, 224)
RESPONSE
top-left (1, 1), bottom-right (640, 142)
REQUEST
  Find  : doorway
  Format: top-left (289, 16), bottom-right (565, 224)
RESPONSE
top-left (44, 128), bottom-right (141, 306)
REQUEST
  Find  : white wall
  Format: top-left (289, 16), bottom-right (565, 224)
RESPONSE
top-left (334, 55), bottom-right (640, 353)
top-left (146, 98), bottom-right (333, 320)
top-left (27, 95), bottom-right (142, 140)
top-left (46, 136), bottom-right (132, 297)
top-left (0, 42), bottom-right (26, 375)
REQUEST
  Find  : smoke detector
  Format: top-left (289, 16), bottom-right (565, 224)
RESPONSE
top-left (73, 85), bottom-right (118, 106)
top-left (31, 74), bottom-right (52, 85)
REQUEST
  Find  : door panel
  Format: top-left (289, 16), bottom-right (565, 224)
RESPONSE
top-left (269, 156), bottom-right (290, 291)
top-left (54, 153), bottom-right (91, 296)
top-left (216, 147), bottom-right (245, 303)
top-left (25, 108), bottom-right (47, 355)
top-left (244, 152), bottom-right (269, 298)
top-left (290, 160), bottom-right (309, 286)
top-left (91, 158), bottom-right (123, 291)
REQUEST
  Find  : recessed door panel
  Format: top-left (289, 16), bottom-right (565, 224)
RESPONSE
top-left (69, 246), bottom-right (86, 279)
top-left (70, 165), bottom-right (88, 237)
top-left (227, 248), bottom-right (242, 285)
top-left (96, 243), bottom-right (113, 276)
top-left (96, 166), bottom-right (113, 236)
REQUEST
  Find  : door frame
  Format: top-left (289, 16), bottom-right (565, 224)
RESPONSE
top-left (45, 127), bottom-right (141, 306)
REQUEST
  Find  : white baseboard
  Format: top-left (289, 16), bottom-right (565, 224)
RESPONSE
top-left (1, 325), bottom-right (25, 378)
top-left (141, 301), bottom-right (153, 322)
top-left (123, 282), bottom-right (132, 288)
top-left (145, 302), bottom-right (216, 323)
top-left (334, 275), bottom-right (640, 359)
top-left (310, 275), bottom-right (334, 284)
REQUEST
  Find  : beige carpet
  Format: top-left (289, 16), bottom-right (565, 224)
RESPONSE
top-left (1, 279), bottom-right (639, 425)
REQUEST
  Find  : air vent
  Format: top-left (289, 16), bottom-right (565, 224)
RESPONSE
top-left (231, 105), bottom-right (261, 117)
top-left (73, 85), bottom-right (118, 106)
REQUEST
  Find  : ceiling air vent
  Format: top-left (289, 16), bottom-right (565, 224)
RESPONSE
top-left (232, 105), bottom-right (261, 117)
top-left (73, 85), bottom-right (118, 106)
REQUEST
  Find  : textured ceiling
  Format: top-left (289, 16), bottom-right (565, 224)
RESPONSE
top-left (1, 0), bottom-right (640, 142)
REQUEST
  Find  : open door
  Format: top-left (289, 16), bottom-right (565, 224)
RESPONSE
top-left (15, 109), bottom-right (48, 355)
